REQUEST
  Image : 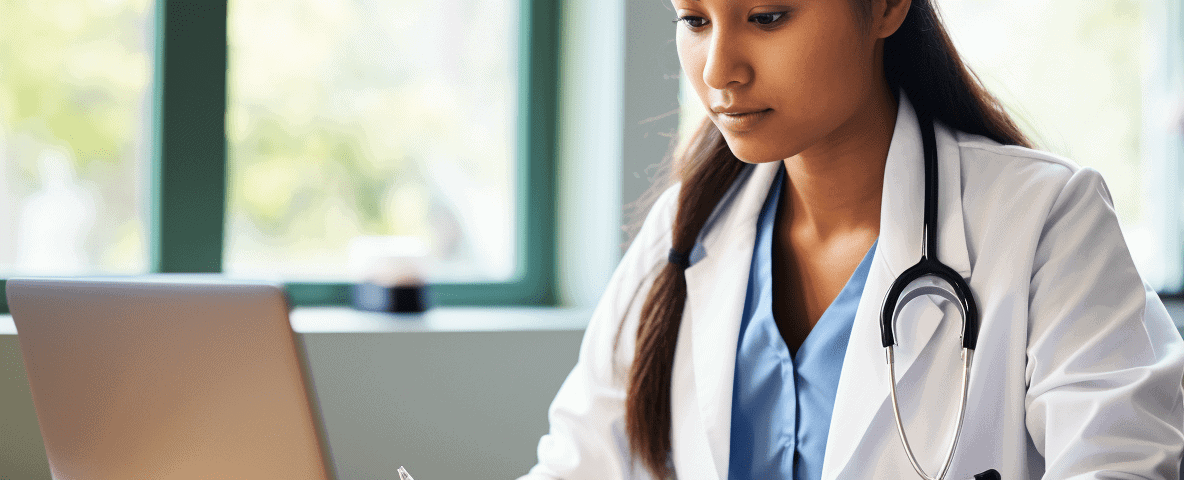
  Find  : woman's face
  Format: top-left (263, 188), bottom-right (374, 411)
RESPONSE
top-left (673, 0), bottom-right (886, 164)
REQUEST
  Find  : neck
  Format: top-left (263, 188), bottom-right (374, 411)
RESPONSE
top-left (779, 85), bottom-right (897, 243)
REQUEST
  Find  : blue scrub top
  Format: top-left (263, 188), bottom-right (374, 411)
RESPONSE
top-left (728, 167), bottom-right (878, 480)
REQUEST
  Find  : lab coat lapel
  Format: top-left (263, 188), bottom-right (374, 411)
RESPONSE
top-left (820, 94), bottom-right (973, 480)
top-left (683, 160), bottom-right (779, 480)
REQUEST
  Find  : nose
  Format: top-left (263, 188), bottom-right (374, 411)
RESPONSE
top-left (701, 27), bottom-right (753, 92)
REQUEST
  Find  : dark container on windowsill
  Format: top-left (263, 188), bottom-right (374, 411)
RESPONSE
top-left (351, 282), bottom-right (430, 313)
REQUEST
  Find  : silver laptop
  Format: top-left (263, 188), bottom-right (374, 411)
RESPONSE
top-left (6, 278), bottom-right (336, 479)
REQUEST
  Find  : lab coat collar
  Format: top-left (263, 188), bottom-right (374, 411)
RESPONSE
top-left (681, 92), bottom-right (973, 479)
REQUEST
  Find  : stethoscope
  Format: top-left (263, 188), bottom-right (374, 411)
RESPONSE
top-left (878, 109), bottom-right (999, 480)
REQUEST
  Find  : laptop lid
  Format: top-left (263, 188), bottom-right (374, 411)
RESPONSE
top-left (6, 278), bottom-right (335, 480)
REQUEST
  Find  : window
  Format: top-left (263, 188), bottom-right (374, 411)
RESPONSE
top-left (0, 0), bottom-right (154, 276)
top-left (677, 0), bottom-right (1184, 294)
top-left (0, 0), bottom-right (560, 313)
top-left (225, 0), bottom-right (519, 284)
top-left (937, 0), bottom-right (1184, 294)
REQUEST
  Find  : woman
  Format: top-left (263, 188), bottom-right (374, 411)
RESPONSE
top-left (521, 0), bottom-right (1184, 478)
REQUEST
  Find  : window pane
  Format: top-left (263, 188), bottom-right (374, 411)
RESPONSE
top-left (225, 0), bottom-right (519, 283)
top-left (0, 0), bottom-right (153, 275)
top-left (938, 0), bottom-right (1182, 291)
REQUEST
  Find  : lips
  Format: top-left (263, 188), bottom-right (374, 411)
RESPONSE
top-left (715, 108), bottom-right (772, 132)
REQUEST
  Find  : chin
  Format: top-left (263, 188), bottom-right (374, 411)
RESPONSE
top-left (722, 138), bottom-right (789, 165)
top-left (734, 155), bottom-right (784, 165)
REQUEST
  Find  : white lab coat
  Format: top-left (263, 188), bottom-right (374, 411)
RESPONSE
top-left (521, 95), bottom-right (1184, 480)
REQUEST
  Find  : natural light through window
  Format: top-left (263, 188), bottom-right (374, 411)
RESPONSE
top-left (225, 0), bottom-right (519, 283)
top-left (0, 0), bottom-right (153, 276)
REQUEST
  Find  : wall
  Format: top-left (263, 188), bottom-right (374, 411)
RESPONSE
top-left (0, 332), bottom-right (46, 480)
top-left (556, 0), bottom-right (681, 308)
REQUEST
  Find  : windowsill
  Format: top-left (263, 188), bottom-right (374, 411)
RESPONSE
top-left (0, 306), bottom-right (594, 336)
top-left (2, 300), bottom-right (1181, 336)
top-left (288, 306), bottom-right (592, 333)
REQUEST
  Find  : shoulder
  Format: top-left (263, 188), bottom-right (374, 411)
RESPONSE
top-left (597, 181), bottom-right (682, 332)
top-left (953, 130), bottom-right (1110, 217)
top-left (955, 130), bottom-right (1078, 181)
top-left (951, 129), bottom-right (1125, 281)
top-left (575, 182), bottom-right (681, 385)
top-left (628, 182), bottom-right (683, 264)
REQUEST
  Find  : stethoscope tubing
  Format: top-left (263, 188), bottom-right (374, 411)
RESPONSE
top-left (877, 109), bottom-right (989, 480)
top-left (886, 346), bottom-right (973, 480)
top-left (880, 110), bottom-right (980, 351)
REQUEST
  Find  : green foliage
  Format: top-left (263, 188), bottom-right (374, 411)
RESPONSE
top-left (0, 0), bottom-right (152, 273)
top-left (224, 0), bottom-right (516, 280)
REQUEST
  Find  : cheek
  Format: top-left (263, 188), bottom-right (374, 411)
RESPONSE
top-left (761, 27), bottom-right (873, 128)
top-left (772, 31), bottom-right (866, 101)
top-left (676, 37), bottom-right (707, 92)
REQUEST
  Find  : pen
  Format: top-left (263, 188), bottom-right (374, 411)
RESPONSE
top-left (398, 466), bottom-right (415, 480)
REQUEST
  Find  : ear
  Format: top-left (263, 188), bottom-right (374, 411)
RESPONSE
top-left (873, 0), bottom-right (913, 39)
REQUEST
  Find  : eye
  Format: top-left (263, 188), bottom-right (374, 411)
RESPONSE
top-left (673, 15), bottom-right (709, 30)
top-left (750, 11), bottom-right (787, 26)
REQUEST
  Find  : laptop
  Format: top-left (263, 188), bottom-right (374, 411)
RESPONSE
top-left (6, 277), bottom-right (336, 479)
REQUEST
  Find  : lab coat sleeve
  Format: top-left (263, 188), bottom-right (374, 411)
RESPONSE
top-left (517, 184), bottom-right (682, 480)
top-left (1024, 167), bottom-right (1184, 479)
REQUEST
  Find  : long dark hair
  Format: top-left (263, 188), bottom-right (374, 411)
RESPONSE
top-left (618, 1), bottom-right (1033, 478)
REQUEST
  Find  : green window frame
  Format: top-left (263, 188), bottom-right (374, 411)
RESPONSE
top-left (0, 0), bottom-right (560, 313)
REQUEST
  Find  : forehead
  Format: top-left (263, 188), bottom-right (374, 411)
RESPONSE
top-left (674, 0), bottom-right (856, 5)
top-left (671, 0), bottom-right (837, 7)
top-left (672, 0), bottom-right (865, 18)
